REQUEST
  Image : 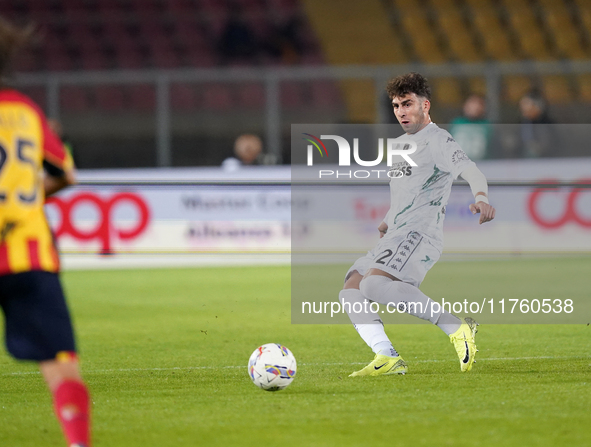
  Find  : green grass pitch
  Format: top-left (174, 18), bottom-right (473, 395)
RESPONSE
top-left (1, 257), bottom-right (590, 446)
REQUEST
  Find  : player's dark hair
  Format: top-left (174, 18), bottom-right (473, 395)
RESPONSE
top-left (386, 72), bottom-right (431, 101)
top-left (0, 16), bottom-right (34, 87)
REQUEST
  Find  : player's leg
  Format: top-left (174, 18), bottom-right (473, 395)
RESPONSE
top-left (358, 232), bottom-right (478, 371)
top-left (359, 232), bottom-right (461, 334)
top-left (361, 271), bottom-right (478, 371)
top-left (39, 357), bottom-right (90, 447)
top-left (340, 265), bottom-right (407, 376)
top-left (360, 269), bottom-right (462, 334)
top-left (341, 271), bottom-right (397, 357)
top-left (1, 271), bottom-right (91, 447)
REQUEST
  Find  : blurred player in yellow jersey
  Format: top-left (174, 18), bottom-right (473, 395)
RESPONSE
top-left (0, 17), bottom-right (90, 447)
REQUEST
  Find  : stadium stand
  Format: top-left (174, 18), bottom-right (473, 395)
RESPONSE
top-left (5, 0), bottom-right (591, 167)
top-left (7, 0), bottom-right (341, 116)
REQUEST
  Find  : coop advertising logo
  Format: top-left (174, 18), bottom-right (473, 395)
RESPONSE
top-left (527, 178), bottom-right (591, 229)
top-left (302, 133), bottom-right (417, 179)
top-left (46, 192), bottom-right (150, 254)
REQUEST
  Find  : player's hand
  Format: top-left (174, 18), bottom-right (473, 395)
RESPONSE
top-left (378, 221), bottom-right (388, 238)
top-left (469, 202), bottom-right (496, 225)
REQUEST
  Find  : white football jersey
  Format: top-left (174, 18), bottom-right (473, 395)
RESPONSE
top-left (384, 122), bottom-right (475, 250)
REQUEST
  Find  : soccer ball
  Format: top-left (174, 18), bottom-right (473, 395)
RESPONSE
top-left (248, 343), bottom-right (297, 391)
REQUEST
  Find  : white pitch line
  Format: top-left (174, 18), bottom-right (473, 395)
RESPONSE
top-left (2, 356), bottom-right (589, 376)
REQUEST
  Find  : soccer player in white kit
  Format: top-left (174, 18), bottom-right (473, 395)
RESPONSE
top-left (341, 73), bottom-right (496, 376)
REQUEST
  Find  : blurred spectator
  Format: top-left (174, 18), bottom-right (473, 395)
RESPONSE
top-left (222, 134), bottom-right (263, 170)
top-left (218, 9), bottom-right (261, 64)
top-left (449, 94), bottom-right (492, 160)
top-left (518, 89), bottom-right (555, 158)
top-left (266, 16), bottom-right (306, 65)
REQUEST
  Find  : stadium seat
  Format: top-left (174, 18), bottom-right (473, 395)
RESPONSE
top-left (502, 0), bottom-right (553, 60)
top-left (168, 0), bottom-right (193, 13)
top-left (43, 45), bottom-right (75, 71)
top-left (540, 5), bottom-right (588, 60)
top-left (468, 77), bottom-right (487, 97)
top-left (502, 75), bottom-right (532, 103)
top-left (542, 75), bottom-right (573, 104)
top-left (93, 85), bottom-right (127, 111)
top-left (202, 84), bottom-right (233, 110)
top-left (469, 6), bottom-right (516, 61)
top-left (576, 74), bottom-right (591, 102)
top-left (14, 50), bottom-right (40, 72)
top-left (80, 50), bottom-right (111, 71)
top-left (431, 77), bottom-right (463, 105)
top-left (128, 85), bottom-right (156, 111)
top-left (577, 6), bottom-right (591, 39)
top-left (20, 86), bottom-right (47, 111)
top-left (60, 86), bottom-right (91, 112)
top-left (280, 82), bottom-right (305, 108)
top-left (310, 80), bottom-right (343, 109)
top-left (397, 11), bottom-right (446, 63)
top-left (236, 83), bottom-right (266, 109)
top-left (170, 83), bottom-right (200, 111)
top-left (183, 47), bottom-right (217, 68)
top-left (115, 48), bottom-right (145, 70)
top-left (435, 9), bottom-right (482, 62)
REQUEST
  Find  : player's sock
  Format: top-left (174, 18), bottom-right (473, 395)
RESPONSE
top-left (339, 289), bottom-right (398, 356)
top-left (374, 341), bottom-right (399, 357)
top-left (52, 380), bottom-right (90, 447)
top-left (434, 312), bottom-right (462, 336)
top-left (359, 275), bottom-right (462, 335)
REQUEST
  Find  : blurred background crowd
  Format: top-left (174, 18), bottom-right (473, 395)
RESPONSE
top-left (4, 0), bottom-right (591, 169)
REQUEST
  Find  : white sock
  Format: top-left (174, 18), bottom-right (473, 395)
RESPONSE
top-left (339, 289), bottom-right (398, 356)
top-left (359, 275), bottom-right (461, 336)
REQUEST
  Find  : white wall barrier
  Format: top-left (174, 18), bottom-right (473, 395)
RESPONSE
top-left (49, 159), bottom-right (590, 269)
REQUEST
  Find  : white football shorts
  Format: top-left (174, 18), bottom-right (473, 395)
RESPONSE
top-left (345, 230), bottom-right (441, 288)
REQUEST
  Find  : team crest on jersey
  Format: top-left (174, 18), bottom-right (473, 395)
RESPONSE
top-left (451, 149), bottom-right (469, 164)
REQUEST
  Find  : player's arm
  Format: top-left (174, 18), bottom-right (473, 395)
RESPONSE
top-left (378, 221), bottom-right (388, 238)
top-left (378, 209), bottom-right (390, 238)
top-left (459, 165), bottom-right (496, 225)
top-left (42, 119), bottom-right (77, 197)
top-left (44, 160), bottom-right (76, 197)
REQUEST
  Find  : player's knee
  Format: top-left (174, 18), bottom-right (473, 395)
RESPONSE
top-left (343, 270), bottom-right (363, 289)
top-left (359, 275), bottom-right (391, 301)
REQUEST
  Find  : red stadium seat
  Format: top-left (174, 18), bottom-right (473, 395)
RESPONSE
top-left (43, 47), bottom-right (75, 71)
top-left (237, 83), bottom-right (266, 108)
top-left (115, 49), bottom-right (146, 69)
top-left (184, 47), bottom-right (216, 67)
top-left (311, 81), bottom-right (342, 109)
top-left (60, 86), bottom-right (90, 112)
top-left (151, 48), bottom-right (182, 69)
top-left (81, 50), bottom-right (111, 70)
top-left (202, 84), bottom-right (233, 110)
top-left (170, 84), bottom-right (199, 110)
top-left (128, 85), bottom-right (156, 111)
top-left (280, 82), bottom-right (304, 108)
top-left (93, 85), bottom-right (127, 111)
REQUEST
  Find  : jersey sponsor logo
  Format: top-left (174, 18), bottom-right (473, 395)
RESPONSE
top-left (389, 161), bottom-right (413, 178)
top-left (46, 192), bottom-right (150, 253)
top-left (527, 179), bottom-right (591, 229)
